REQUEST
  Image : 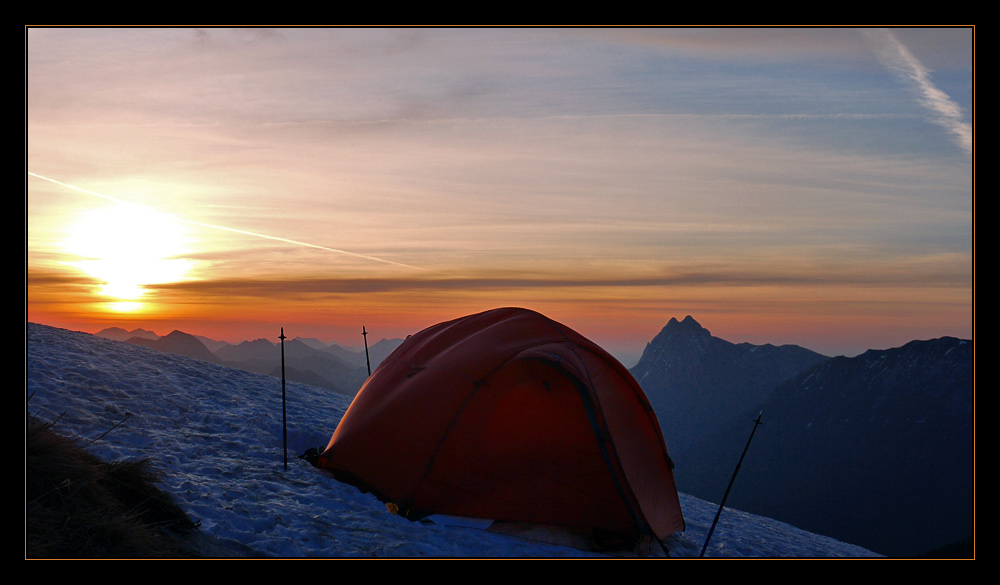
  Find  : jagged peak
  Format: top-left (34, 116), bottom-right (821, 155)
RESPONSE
top-left (637, 316), bottom-right (714, 359)
top-left (662, 315), bottom-right (709, 335)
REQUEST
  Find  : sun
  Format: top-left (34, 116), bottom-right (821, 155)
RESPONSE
top-left (63, 203), bottom-right (194, 306)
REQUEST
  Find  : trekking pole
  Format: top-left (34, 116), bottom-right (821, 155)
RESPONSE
top-left (279, 327), bottom-right (288, 470)
top-left (700, 411), bottom-right (763, 557)
top-left (362, 326), bottom-right (372, 377)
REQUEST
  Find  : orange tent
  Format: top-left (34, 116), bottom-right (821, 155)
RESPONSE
top-left (317, 308), bottom-right (684, 550)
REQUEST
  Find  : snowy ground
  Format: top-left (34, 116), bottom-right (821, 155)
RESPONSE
top-left (26, 322), bottom-right (879, 558)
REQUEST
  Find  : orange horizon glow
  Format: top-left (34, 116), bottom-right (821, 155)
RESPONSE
top-left (26, 256), bottom-right (972, 361)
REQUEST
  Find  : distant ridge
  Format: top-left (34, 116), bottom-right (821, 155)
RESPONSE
top-left (97, 326), bottom-right (158, 342)
top-left (678, 336), bottom-right (973, 557)
top-left (214, 339), bottom-right (277, 364)
top-left (95, 325), bottom-right (404, 397)
top-left (126, 330), bottom-right (221, 364)
top-left (366, 338), bottom-right (404, 369)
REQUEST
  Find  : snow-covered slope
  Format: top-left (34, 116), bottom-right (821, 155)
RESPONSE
top-left (25, 322), bottom-right (878, 558)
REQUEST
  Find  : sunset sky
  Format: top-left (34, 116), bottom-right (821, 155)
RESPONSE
top-left (26, 27), bottom-right (974, 363)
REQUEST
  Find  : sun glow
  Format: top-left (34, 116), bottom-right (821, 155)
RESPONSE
top-left (105, 301), bottom-right (145, 313)
top-left (63, 203), bottom-right (195, 307)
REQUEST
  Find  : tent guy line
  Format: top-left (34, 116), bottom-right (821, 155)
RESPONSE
top-left (27, 171), bottom-right (427, 272)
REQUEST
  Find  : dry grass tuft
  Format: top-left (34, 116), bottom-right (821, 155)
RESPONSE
top-left (26, 416), bottom-right (199, 558)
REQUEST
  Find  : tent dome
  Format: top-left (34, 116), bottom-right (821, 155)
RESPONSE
top-left (317, 308), bottom-right (684, 549)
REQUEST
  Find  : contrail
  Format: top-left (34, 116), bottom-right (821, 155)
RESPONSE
top-left (27, 172), bottom-right (427, 271)
top-left (865, 28), bottom-right (971, 156)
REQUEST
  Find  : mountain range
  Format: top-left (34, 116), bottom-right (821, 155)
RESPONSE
top-left (96, 327), bottom-right (403, 397)
top-left (630, 316), bottom-right (973, 557)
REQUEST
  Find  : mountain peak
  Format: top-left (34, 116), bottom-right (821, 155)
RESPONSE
top-left (634, 316), bottom-right (716, 366)
top-left (164, 329), bottom-right (195, 339)
top-left (663, 315), bottom-right (709, 336)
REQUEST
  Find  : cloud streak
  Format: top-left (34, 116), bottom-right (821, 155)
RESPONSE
top-left (151, 262), bottom-right (972, 299)
top-left (28, 172), bottom-right (426, 272)
top-left (866, 28), bottom-right (971, 155)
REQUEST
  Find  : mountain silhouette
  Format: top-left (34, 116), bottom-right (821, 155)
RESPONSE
top-left (101, 327), bottom-right (390, 397)
top-left (676, 335), bottom-right (973, 557)
top-left (630, 316), bottom-right (828, 457)
top-left (126, 330), bottom-right (222, 364)
top-left (96, 326), bottom-right (158, 342)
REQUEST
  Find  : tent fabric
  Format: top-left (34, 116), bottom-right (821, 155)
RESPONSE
top-left (317, 307), bottom-right (685, 545)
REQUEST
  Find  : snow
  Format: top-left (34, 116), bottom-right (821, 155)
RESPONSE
top-left (26, 322), bottom-right (879, 558)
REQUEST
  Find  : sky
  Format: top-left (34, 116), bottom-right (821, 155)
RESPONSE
top-left (25, 27), bottom-right (974, 363)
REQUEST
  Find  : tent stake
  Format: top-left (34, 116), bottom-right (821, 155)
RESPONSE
top-left (700, 411), bottom-right (763, 557)
top-left (362, 326), bottom-right (371, 377)
top-left (279, 327), bottom-right (288, 470)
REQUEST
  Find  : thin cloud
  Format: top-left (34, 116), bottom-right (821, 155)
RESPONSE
top-left (153, 264), bottom-right (972, 299)
top-left (27, 172), bottom-right (426, 272)
top-left (866, 28), bottom-right (971, 155)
